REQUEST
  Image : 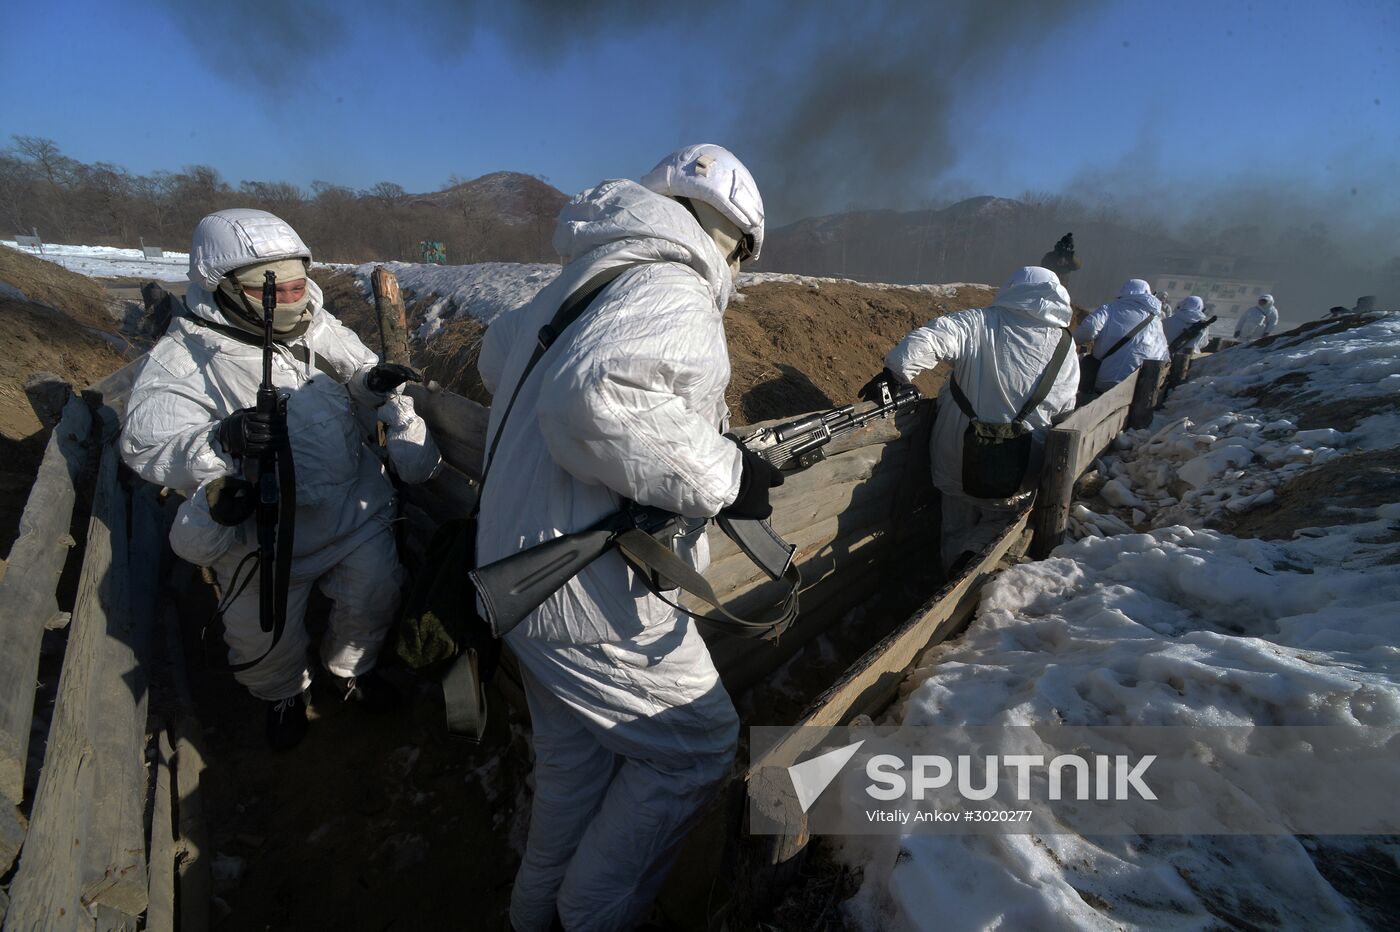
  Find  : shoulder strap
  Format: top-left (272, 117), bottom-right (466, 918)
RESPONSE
top-left (1095, 313), bottom-right (1154, 362)
top-left (183, 314), bottom-right (344, 383)
top-left (477, 262), bottom-right (647, 502)
top-left (947, 327), bottom-right (1073, 425)
top-left (1015, 328), bottom-right (1074, 423)
top-left (946, 376), bottom-right (978, 421)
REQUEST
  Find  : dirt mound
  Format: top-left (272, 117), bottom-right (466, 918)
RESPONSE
top-left (1217, 447), bottom-right (1400, 541)
top-left (724, 280), bottom-right (994, 423)
top-left (0, 248), bottom-right (132, 573)
top-left (312, 268), bottom-right (997, 424)
top-left (0, 245), bottom-right (122, 334)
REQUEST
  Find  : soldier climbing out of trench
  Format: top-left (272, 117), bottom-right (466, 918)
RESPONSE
top-left (119, 209), bottom-right (441, 750)
top-left (859, 266), bottom-right (1081, 576)
top-left (474, 144), bottom-right (776, 932)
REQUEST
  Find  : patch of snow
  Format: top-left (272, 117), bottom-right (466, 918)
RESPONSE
top-left (352, 261), bottom-right (560, 340)
top-left (837, 314), bottom-right (1400, 930)
top-left (3, 239), bottom-right (190, 281)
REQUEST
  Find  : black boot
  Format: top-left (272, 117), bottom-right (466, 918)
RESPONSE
top-left (331, 669), bottom-right (402, 714)
top-left (265, 692), bottom-right (309, 751)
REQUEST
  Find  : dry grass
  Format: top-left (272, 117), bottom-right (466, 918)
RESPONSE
top-left (0, 245), bottom-right (119, 333)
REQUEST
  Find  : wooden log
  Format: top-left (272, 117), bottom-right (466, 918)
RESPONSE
top-left (174, 724), bottom-right (211, 932)
top-left (78, 478), bottom-right (157, 918)
top-left (705, 443), bottom-right (908, 566)
top-left (1065, 373), bottom-right (1138, 477)
top-left (0, 394), bottom-right (94, 810)
top-left (403, 383), bottom-right (488, 481)
top-left (157, 602), bottom-right (211, 932)
top-left (709, 538), bottom-right (894, 698)
top-left (370, 266), bottom-right (413, 366)
top-left (1029, 428), bottom-right (1078, 559)
top-left (748, 507), bottom-right (1032, 775)
top-left (701, 503), bottom-right (892, 599)
top-left (1166, 353), bottom-right (1191, 392)
top-left (1128, 359), bottom-right (1168, 429)
top-left (145, 730), bottom-right (176, 932)
top-left (6, 427), bottom-right (135, 927)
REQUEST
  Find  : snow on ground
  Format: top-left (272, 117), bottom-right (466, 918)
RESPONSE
top-left (836, 313), bottom-right (1400, 931)
top-left (1073, 313), bottom-right (1400, 537)
top-left (4, 239), bottom-right (354, 287)
top-left (352, 260), bottom-right (559, 340)
top-left (3, 239), bottom-right (191, 281)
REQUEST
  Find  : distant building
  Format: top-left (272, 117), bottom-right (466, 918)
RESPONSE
top-left (1150, 254), bottom-right (1273, 330)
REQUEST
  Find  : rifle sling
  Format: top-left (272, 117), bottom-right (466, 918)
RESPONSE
top-left (1092, 313), bottom-right (1154, 364)
top-left (184, 313), bottom-right (348, 383)
top-left (947, 328), bottom-right (1073, 425)
top-left (477, 263), bottom-right (649, 507)
top-left (616, 528), bottom-right (799, 640)
top-left (475, 262), bottom-right (802, 641)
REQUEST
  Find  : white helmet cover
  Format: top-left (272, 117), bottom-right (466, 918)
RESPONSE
top-left (189, 208), bottom-right (312, 291)
top-left (641, 144), bottom-right (765, 260)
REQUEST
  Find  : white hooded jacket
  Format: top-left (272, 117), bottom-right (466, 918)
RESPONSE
top-left (1164, 296), bottom-right (1211, 354)
top-left (120, 210), bottom-right (440, 572)
top-left (476, 179), bottom-right (742, 644)
top-left (885, 267), bottom-right (1080, 501)
top-left (1235, 298), bottom-right (1279, 342)
top-left (1074, 280), bottom-right (1169, 391)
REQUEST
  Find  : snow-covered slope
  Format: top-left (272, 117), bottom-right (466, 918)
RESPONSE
top-left (838, 313), bottom-right (1400, 931)
top-left (3, 240), bottom-right (191, 281)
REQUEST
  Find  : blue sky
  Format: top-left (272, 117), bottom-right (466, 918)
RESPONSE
top-left (2, 0), bottom-right (1396, 226)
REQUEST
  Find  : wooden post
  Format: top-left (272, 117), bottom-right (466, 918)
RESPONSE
top-left (0, 392), bottom-right (93, 817)
top-left (370, 265), bottom-right (413, 365)
top-left (145, 730), bottom-right (177, 932)
top-left (6, 417), bottom-right (147, 926)
top-left (1030, 428), bottom-right (1078, 559)
top-left (1128, 360), bottom-right (1167, 430)
top-left (1166, 353), bottom-right (1191, 393)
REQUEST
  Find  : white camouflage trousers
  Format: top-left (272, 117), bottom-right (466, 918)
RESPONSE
top-left (507, 615), bottom-right (739, 932)
top-left (213, 525), bottom-right (404, 701)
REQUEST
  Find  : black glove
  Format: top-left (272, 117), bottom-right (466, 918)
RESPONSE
top-left (366, 363), bottom-right (423, 394)
top-left (857, 367), bottom-right (899, 404)
top-left (216, 407), bottom-right (288, 458)
top-left (721, 436), bottom-right (784, 520)
top-left (205, 476), bottom-right (257, 527)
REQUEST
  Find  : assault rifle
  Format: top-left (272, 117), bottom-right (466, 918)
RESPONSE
top-left (468, 383), bottom-right (921, 639)
top-left (253, 271), bottom-right (294, 637)
top-left (1168, 314), bottom-right (1218, 355)
top-left (744, 382), bottom-right (921, 471)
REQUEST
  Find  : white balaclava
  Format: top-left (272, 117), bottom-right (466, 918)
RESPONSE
top-left (217, 257), bottom-right (313, 336)
top-left (686, 198), bottom-right (747, 278)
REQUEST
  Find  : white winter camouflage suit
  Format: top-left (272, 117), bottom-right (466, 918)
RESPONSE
top-left (1164, 295), bottom-right (1211, 354)
top-left (1234, 299), bottom-right (1280, 342)
top-left (476, 180), bottom-right (743, 932)
top-left (1074, 279), bottom-right (1169, 393)
top-left (886, 267), bottom-right (1080, 572)
top-left (119, 209), bottom-right (440, 700)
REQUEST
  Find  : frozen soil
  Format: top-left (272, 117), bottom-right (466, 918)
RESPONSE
top-left (0, 246), bottom-right (129, 574)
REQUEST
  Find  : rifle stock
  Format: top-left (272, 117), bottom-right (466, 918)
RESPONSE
top-left (470, 527), bottom-right (618, 637)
